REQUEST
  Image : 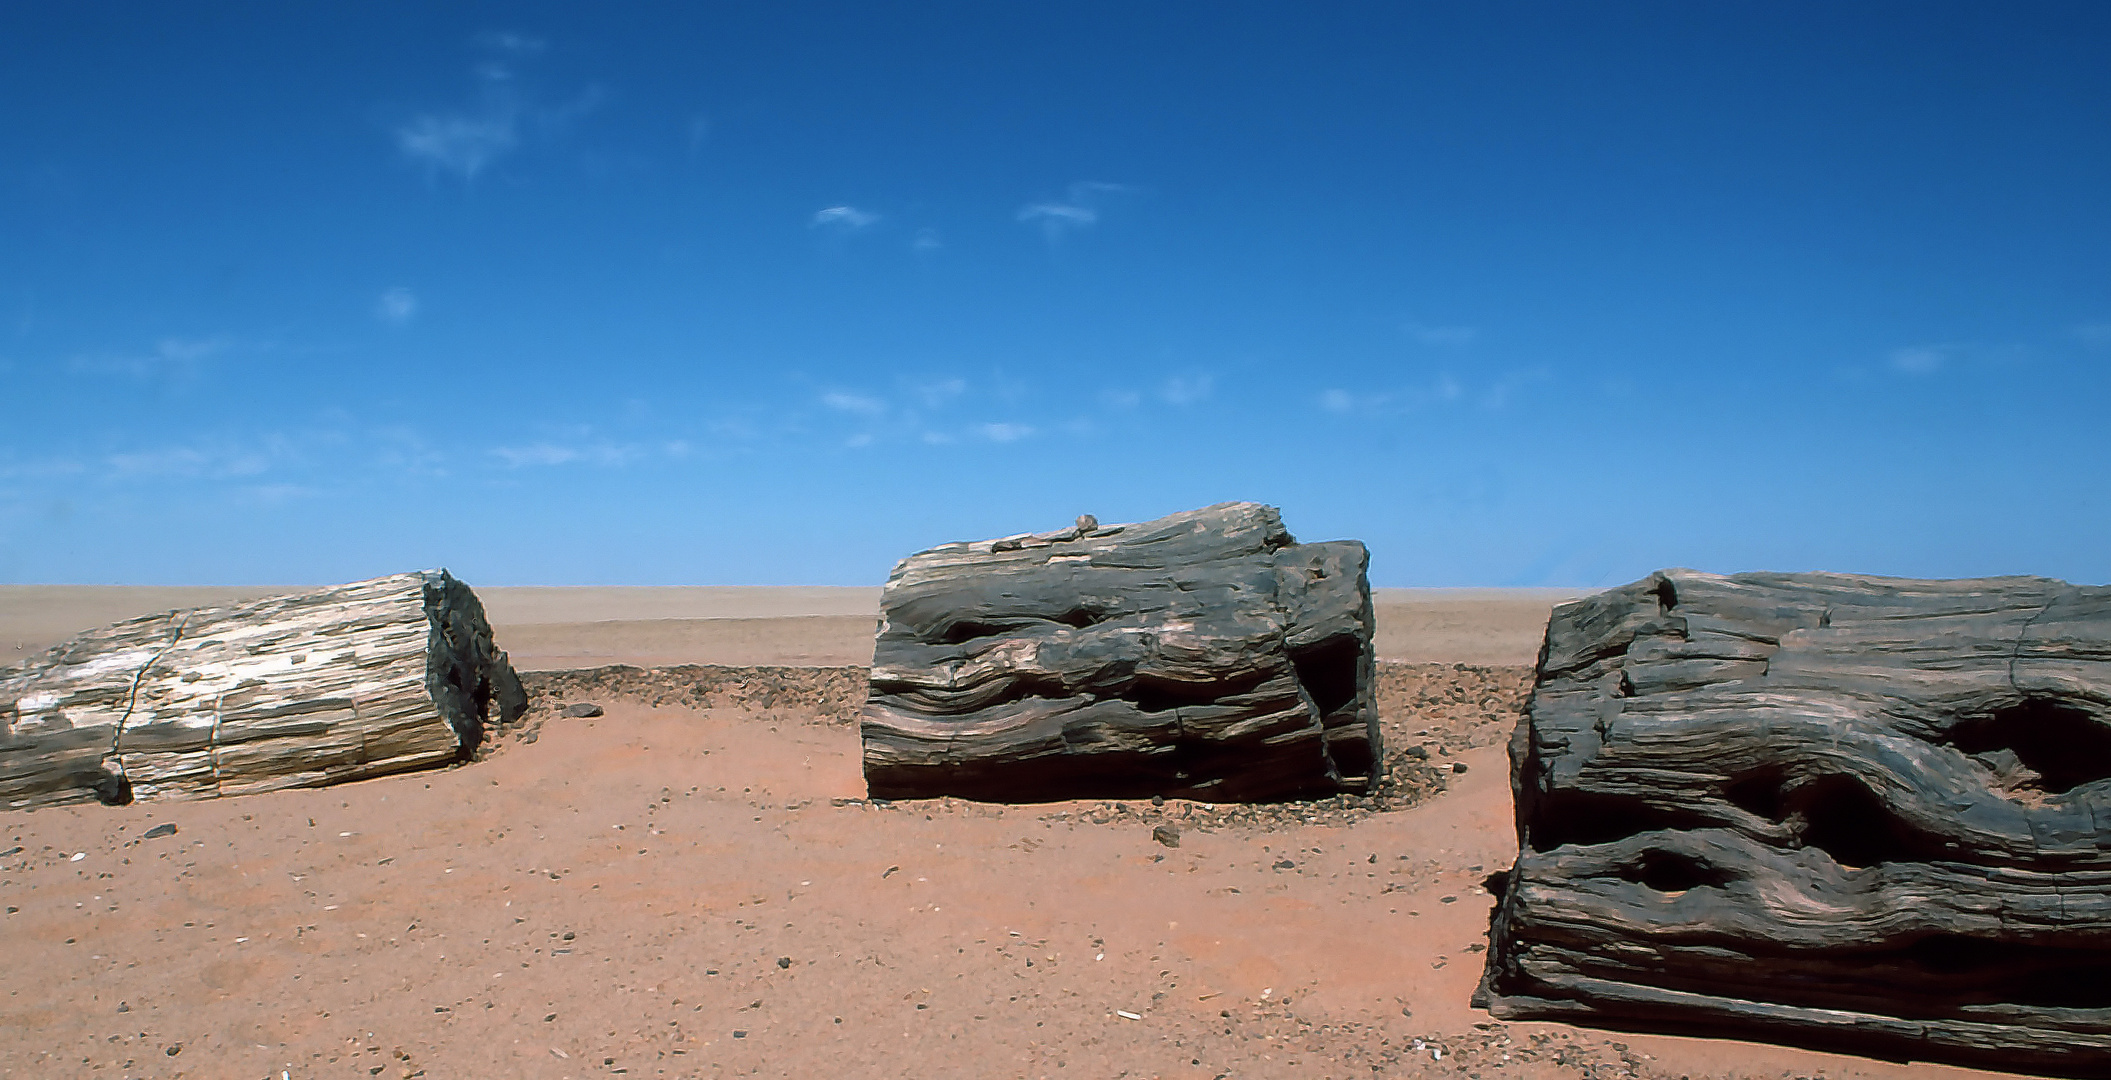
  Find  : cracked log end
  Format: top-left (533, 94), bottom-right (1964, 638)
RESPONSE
top-left (1479, 568), bottom-right (2111, 1076)
top-left (860, 502), bottom-right (1378, 802)
top-left (0, 570), bottom-right (525, 809)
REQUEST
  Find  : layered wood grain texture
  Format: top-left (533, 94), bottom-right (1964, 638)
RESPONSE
top-left (1478, 569), bottom-right (2111, 1076)
top-left (862, 503), bottom-right (1377, 802)
top-left (1, 571), bottom-right (525, 809)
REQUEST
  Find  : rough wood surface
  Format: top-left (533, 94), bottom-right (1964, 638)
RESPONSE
top-left (862, 503), bottom-right (1377, 802)
top-left (1477, 568), bottom-right (2111, 1076)
top-left (1, 571), bottom-right (524, 809)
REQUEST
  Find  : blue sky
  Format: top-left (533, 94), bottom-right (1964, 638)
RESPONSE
top-left (4, 3), bottom-right (2109, 587)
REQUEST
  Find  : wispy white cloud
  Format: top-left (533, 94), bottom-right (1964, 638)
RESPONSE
top-left (395, 32), bottom-right (598, 181)
top-left (978, 422), bottom-right (1034, 443)
top-left (912, 228), bottom-right (943, 252)
top-left (2074, 323), bottom-right (2111, 348)
top-left (1017, 181), bottom-right (1130, 241)
top-left (0, 455), bottom-right (87, 482)
top-left (471, 30), bottom-right (547, 57)
top-left (238, 483), bottom-right (316, 505)
top-left (69, 335), bottom-right (242, 381)
top-left (913, 378), bottom-right (966, 408)
top-left (1889, 345), bottom-right (1951, 375)
top-left (821, 391), bottom-right (886, 415)
top-left (372, 427), bottom-right (447, 477)
top-left (1160, 374), bottom-right (1213, 406)
top-left (489, 442), bottom-right (642, 468)
top-left (105, 442), bottom-right (277, 480)
top-left (1477, 368), bottom-right (1543, 409)
top-left (1318, 372), bottom-right (1528, 415)
top-left (811, 205), bottom-right (879, 230)
top-left (375, 287), bottom-right (419, 325)
top-left (1018, 202), bottom-right (1096, 230)
top-left (1405, 321), bottom-right (1477, 346)
top-left (397, 113), bottom-right (518, 179)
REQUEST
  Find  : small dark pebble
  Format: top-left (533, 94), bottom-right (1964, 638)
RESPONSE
top-left (776, 956), bottom-right (791, 969)
top-left (116, 1002), bottom-right (129, 1013)
top-left (1440, 895), bottom-right (1458, 903)
top-left (544, 1013), bottom-right (557, 1022)
top-left (165, 1045), bottom-right (181, 1057)
top-left (1273, 859), bottom-right (1296, 870)
top-left (1152, 824), bottom-right (1180, 848)
top-left (1151, 794), bottom-right (1165, 806)
top-left (561, 703), bottom-right (604, 718)
top-left (143, 824), bottom-right (178, 839)
top-left (733, 1031), bottom-right (747, 1039)
top-left (1451, 762), bottom-right (1468, 774)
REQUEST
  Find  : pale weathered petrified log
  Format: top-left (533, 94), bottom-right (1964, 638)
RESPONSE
top-left (862, 503), bottom-right (1376, 802)
top-left (1478, 569), bottom-right (2111, 1075)
top-left (1, 571), bottom-right (524, 809)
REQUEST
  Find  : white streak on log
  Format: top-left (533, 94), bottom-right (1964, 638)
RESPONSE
top-left (1, 570), bottom-right (522, 809)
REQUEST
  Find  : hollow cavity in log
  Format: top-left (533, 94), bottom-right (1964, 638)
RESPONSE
top-left (1478, 568), bottom-right (2111, 1076)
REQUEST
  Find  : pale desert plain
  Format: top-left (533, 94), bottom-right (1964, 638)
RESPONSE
top-left (0, 586), bottom-right (2019, 1080)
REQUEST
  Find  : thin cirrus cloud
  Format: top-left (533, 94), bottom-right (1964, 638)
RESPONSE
top-left (1405, 320), bottom-right (1478, 347)
top-left (396, 112), bottom-right (517, 178)
top-left (68, 335), bottom-right (239, 380)
top-left (913, 378), bottom-right (965, 408)
top-left (104, 442), bottom-right (277, 480)
top-left (489, 442), bottom-right (643, 468)
top-left (1159, 374), bottom-right (1213, 406)
top-left (1889, 345), bottom-right (1951, 375)
top-left (810, 205), bottom-right (879, 230)
top-left (394, 30), bottom-right (599, 181)
top-left (977, 422), bottom-right (1033, 443)
top-left (1017, 181), bottom-right (1129, 241)
top-left (820, 390), bottom-right (886, 415)
top-left (375, 287), bottom-right (418, 325)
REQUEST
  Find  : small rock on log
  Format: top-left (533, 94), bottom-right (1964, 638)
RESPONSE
top-left (862, 502), bottom-right (1377, 802)
top-left (1478, 568), bottom-right (2111, 1076)
top-left (1, 571), bottom-right (525, 809)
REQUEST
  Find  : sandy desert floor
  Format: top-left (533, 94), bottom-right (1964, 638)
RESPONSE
top-left (0, 588), bottom-right (2013, 1080)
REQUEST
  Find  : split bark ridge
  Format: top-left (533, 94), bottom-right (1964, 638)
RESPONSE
top-left (0, 571), bottom-right (525, 809)
top-left (1478, 568), bottom-right (2111, 1075)
top-left (862, 502), bottom-right (1377, 802)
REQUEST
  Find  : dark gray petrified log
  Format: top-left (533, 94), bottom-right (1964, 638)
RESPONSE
top-left (0, 571), bottom-right (525, 809)
top-left (861, 503), bottom-right (1376, 802)
top-left (1478, 569), bottom-right (2111, 1076)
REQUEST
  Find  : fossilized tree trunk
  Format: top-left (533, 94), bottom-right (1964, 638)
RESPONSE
top-left (1, 571), bottom-right (525, 809)
top-left (1478, 569), bottom-right (2111, 1076)
top-left (862, 503), bottom-right (1377, 802)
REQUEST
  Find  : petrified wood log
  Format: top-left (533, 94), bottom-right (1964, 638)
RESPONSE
top-left (862, 502), bottom-right (1377, 802)
top-left (1478, 569), bottom-right (2111, 1075)
top-left (1, 571), bottom-right (524, 809)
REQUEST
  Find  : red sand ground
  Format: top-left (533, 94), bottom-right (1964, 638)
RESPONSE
top-left (0, 662), bottom-right (2007, 1080)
